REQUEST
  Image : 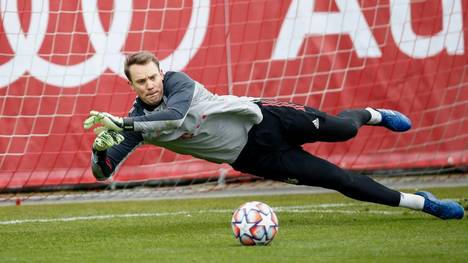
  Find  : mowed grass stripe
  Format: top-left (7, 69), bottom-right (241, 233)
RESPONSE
top-left (0, 203), bottom-right (408, 225)
top-left (0, 186), bottom-right (466, 263)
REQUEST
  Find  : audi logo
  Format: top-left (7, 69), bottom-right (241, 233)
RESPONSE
top-left (0, 0), bottom-right (210, 87)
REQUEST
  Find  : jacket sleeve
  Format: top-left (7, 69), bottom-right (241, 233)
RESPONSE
top-left (91, 130), bottom-right (143, 181)
top-left (124, 72), bottom-right (195, 132)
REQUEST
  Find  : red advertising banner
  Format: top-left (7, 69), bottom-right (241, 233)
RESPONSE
top-left (0, 0), bottom-right (467, 189)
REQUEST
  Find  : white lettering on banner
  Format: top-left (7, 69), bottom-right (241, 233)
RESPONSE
top-left (390, 0), bottom-right (464, 58)
top-left (0, 0), bottom-right (210, 88)
top-left (272, 0), bottom-right (381, 60)
top-left (272, 0), bottom-right (464, 60)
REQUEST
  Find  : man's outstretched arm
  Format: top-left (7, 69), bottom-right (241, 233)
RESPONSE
top-left (84, 72), bottom-right (195, 134)
top-left (91, 130), bottom-right (143, 181)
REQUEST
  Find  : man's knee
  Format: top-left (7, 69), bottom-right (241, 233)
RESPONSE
top-left (337, 110), bottom-right (365, 140)
top-left (336, 120), bottom-right (359, 141)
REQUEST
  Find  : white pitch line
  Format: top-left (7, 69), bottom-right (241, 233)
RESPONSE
top-left (0, 203), bottom-right (406, 225)
top-left (280, 209), bottom-right (404, 215)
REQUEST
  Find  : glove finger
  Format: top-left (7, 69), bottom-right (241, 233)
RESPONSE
top-left (89, 111), bottom-right (104, 122)
top-left (116, 134), bottom-right (125, 144)
top-left (93, 126), bottom-right (108, 135)
top-left (83, 116), bottom-right (97, 129)
top-left (101, 117), bottom-right (122, 131)
top-left (99, 131), bottom-right (113, 142)
top-left (93, 130), bottom-right (124, 151)
top-left (101, 132), bottom-right (119, 148)
top-left (93, 137), bottom-right (107, 151)
top-left (89, 110), bottom-right (101, 116)
top-left (108, 131), bottom-right (125, 144)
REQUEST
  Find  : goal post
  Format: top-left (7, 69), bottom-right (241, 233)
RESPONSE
top-left (0, 0), bottom-right (467, 193)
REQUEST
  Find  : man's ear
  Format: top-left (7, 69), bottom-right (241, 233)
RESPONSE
top-left (128, 81), bottom-right (135, 90)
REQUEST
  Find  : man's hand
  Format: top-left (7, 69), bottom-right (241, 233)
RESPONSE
top-left (92, 129), bottom-right (124, 151)
top-left (83, 111), bottom-right (123, 131)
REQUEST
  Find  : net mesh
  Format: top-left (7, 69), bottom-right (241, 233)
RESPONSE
top-left (0, 0), bottom-right (467, 202)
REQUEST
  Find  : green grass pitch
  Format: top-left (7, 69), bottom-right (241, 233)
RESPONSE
top-left (0, 186), bottom-right (467, 262)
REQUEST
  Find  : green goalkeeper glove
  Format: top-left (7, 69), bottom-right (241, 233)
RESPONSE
top-left (83, 110), bottom-right (124, 132)
top-left (92, 129), bottom-right (124, 151)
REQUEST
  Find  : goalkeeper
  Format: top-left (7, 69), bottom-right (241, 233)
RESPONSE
top-left (84, 51), bottom-right (464, 220)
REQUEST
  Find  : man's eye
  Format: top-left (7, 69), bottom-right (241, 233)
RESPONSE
top-left (149, 75), bottom-right (156, 81)
top-left (136, 80), bottom-right (146, 85)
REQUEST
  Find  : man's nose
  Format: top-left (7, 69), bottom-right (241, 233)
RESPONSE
top-left (146, 79), bottom-right (155, 89)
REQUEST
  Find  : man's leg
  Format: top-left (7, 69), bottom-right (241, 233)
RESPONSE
top-left (263, 106), bottom-right (370, 144)
top-left (276, 147), bottom-right (401, 206)
top-left (265, 104), bottom-right (408, 144)
top-left (273, 147), bottom-right (463, 219)
top-left (233, 106), bottom-right (395, 205)
top-left (268, 104), bottom-right (412, 144)
top-left (300, 107), bottom-right (412, 142)
top-left (257, 100), bottom-right (371, 143)
top-left (234, 104), bottom-right (463, 219)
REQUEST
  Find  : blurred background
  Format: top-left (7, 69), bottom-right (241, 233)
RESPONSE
top-left (0, 0), bottom-right (466, 198)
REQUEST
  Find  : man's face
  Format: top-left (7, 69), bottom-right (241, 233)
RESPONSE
top-left (128, 61), bottom-right (164, 106)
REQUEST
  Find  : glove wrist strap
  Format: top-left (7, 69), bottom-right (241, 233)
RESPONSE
top-left (123, 117), bottom-right (134, 131)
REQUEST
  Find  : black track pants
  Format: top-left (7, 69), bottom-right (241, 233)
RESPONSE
top-left (232, 102), bottom-right (401, 207)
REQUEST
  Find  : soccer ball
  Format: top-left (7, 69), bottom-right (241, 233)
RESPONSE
top-left (231, 201), bottom-right (279, 246)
